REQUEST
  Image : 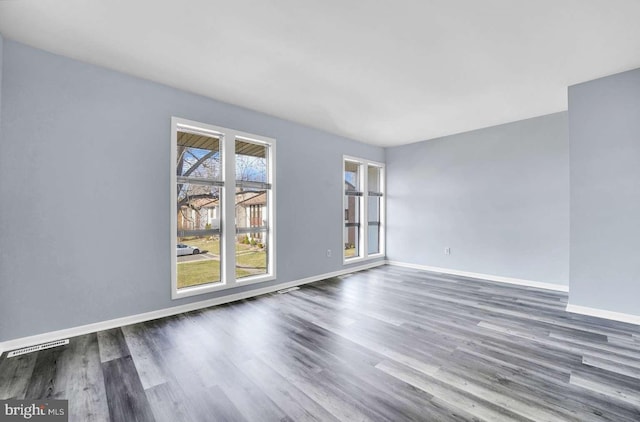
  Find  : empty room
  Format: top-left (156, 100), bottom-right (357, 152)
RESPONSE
top-left (1, 1), bottom-right (640, 421)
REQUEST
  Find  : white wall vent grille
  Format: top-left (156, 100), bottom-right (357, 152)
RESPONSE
top-left (276, 286), bottom-right (300, 294)
top-left (7, 339), bottom-right (70, 358)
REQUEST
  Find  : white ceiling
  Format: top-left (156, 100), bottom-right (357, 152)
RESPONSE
top-left (1, 0), bottom-right (640, 147)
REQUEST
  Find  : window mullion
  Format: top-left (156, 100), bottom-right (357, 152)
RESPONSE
top-left (380, 166), bottom-right (386, 256)
top-left (361, 163), bottom-right (368, 259)
top-left (223, 132), bottom-right (237, 286)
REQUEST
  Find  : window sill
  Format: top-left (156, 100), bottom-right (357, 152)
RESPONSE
top-left (343, 254), bottom-right (385, 266)
top-left (172, 281), bottom-right (229, 300)
top-left (172, 273), bottom-right (275, 300)
top-left (235, 273), bottom-right (276, 287)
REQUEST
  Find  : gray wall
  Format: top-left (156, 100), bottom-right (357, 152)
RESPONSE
top-left (386, 113), bottom-right (569, 286)
top-left (569, 68), bottom-right (640, 315)
top-left (0, 34), bottom-right (3, 142)
top-left (0, 40), bottom-right (384, 342)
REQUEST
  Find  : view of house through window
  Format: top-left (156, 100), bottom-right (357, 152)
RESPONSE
top-left (235, 138), bottom-right (271, 279)
top-left (176, 130), bottom-right (222, 289)
top-left (173, 118), bottom-right (275, 298)
top-left (344, 160), bottom-right (361, 258)
top-left (344, 157), bottom-right (384, 261)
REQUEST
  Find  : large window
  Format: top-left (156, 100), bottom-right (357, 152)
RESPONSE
top-left (172, 118), bottom-right (275, 299)
top-left (175, 130), bottom-right (223, 290)
top-left (344, 157), bottom-right (385, 262)
top-left (235, 138), bottom-right (271, 280)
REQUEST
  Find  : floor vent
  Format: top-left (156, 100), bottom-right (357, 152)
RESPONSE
top-left (276, 286), bottom-right (300, 294)
top-left (7, 339), bottom-right (70, 358)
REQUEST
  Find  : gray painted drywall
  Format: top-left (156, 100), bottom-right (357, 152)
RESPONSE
top-left (386, 112), bottom-right (569, 286)
top-left (569, 68), bottom-right (640, 316)
top-left (0, 40), bottom-right (384, 342)
top-left (0, 34), bottom-right (3, 145)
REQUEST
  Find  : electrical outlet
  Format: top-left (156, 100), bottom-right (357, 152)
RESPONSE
top-left (444, 247), bottom-right (451, 255)
top-left (326, 249), bottom-right (332, 257)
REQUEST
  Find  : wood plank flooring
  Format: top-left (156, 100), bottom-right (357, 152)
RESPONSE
top-left (2, 265), bottom-right (640, 421)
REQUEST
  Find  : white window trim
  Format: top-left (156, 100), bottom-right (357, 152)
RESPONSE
top-left (343, 155), bottom-right (385, 265)
top-left (171, 117), bottom-right (276, 299)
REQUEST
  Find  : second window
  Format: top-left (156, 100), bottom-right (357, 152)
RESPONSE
top-left (344, 157), bottom-right (385, 262)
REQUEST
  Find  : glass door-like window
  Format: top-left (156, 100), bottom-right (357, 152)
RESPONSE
top-left (235, 138), bottom-right (272, 280)
top-left (172, 118), bottom-right (276, 299)
top-left (176, 130), bottom-right (223, 289)
top-left (368, 165), bottom-right (383, 255)
top-left (344, 160), bottom-right (363, 260)
top-left (343, 156), bottom-right (385, 263)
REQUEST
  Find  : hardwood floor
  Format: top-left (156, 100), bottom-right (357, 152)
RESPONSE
top-left (2, 265), bottom-right (640, 421)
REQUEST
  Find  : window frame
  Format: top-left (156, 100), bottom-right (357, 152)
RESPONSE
top-left (233, 136), bottom-right (275, 285)
top-left (171, 117), bottom-right (276, 299)
top-left (343, 155), bottom-right (385, 264)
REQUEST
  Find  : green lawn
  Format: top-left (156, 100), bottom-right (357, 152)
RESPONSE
top-left (177, 259), bottom-right (252, 289)
top-left (180, 237), bottom-right (266, 266)
top-left (177, 237), bottom-right (266, 288)
top-left (345, 247), bottom-right (356, 258)
top-left (178, 259), bottom-right (222, 289)
top-left (236, 249), bottom-right (266, 269)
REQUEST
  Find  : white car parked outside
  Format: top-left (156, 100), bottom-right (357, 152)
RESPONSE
top-left (177, 244), bottom-right (200, 256)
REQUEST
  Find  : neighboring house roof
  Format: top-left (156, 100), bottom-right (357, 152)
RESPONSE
top-left (181, 197), bottom-right (218, 209)
top-left (236, 191), bottom-right (266, 206)
top-left (178, 183), bottom-right (219, 209)
top-left (180, 191), bottom-right (266, 210)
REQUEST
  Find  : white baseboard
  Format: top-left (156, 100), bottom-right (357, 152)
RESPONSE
top-left (386, 260), bottom-right (569, 292)
top-left (566, 304), bottom-right (640, 326)
top-left (0, 261), bottom-right (384, 356)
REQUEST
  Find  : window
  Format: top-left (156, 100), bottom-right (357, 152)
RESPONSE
top-left (175, 129), bottom-right (222, 290)
top-left (235, 138), bottom-right (271, 280)
top-left (172, 118), bottom-right (275, 299)
top-left (344, 157), bottom-right (385, 262)
top-left (367, 165), bottom-right (383, 255)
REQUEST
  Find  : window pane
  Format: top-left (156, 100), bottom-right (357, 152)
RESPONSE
top-left (235, 138), bottom-right (269, 279)
top-left (345, 160), bottom-right (362, 259)
top-left (368, 165), bottom-right (381, 193)
top-left (345, 227), bottom-right (359, 258)
top-left (236, 139), bottom-right (267, 182)
top-left (368, 195), bottom-right (380, 222)
top-left (177, 183), bottom-right (221, 289)
top-left (235, 188), bottom-right (268, 279)
top-left (177, 131), bottom-right (221, 180)
top-left (345, 161), bottom-right (360, 191)
top-left (177, 235), bottom-right (221, 289)
top-left (177, 184), bottom-right (220, 231)
top-left (368, 196), bottom-right (380, 254)
top-left (236, 233), bottom-right (268, 280)
top-left (345, 194), bottom-right (360, 225)
top-left (344, 193), bottom-right (360, 259)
